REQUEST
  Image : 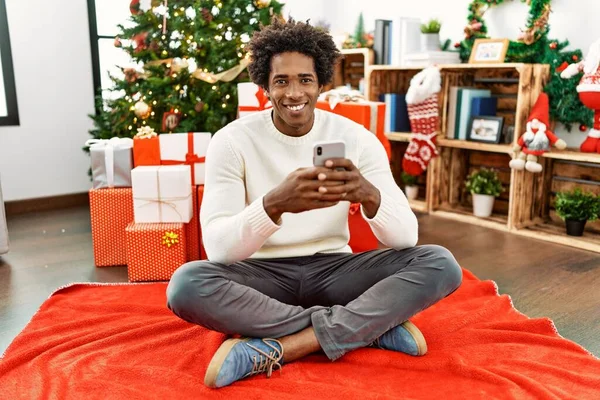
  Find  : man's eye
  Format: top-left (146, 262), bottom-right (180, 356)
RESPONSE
top-left (275, 79), bottom-right (286, 85)
top-left (301, 78), bottom-right (313, 83)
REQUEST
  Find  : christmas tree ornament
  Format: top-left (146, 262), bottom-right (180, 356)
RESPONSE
top-left (580, 124), bottom-right (588, 132)
top-left (124, 68), bottom-right (138, 83)
top-left (509, 92), bottom-right (567, 173)
top-left (402, 67), bottom-right (441, 176)
top-left (130, 0), bottom-right (141, 15)
top-left (560, 38), bottom-right (600, 153)
top-left (134, 101), bottom-right (152, 119)
top-left (162, 110), bottom-right (181, 131)
top-left (549, 42), bottom-right (558, 50)
top-left (132, 32), bottom-right (149, 53)
top-left (255, 0), bottom-right (271, 9)
top-left (194, 101), bottom-right (205, 113)
top-left (114, 37), bottom-right (122, 48)
top-left (201, 8), bottom-right (213, 23)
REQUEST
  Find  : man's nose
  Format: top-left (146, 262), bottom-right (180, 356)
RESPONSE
top-left (285, 81), bottom-right (303, 98)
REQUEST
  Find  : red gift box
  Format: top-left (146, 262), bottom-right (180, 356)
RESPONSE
top-left (89, 188), bottom-right (134, 267)
top-left (347, 203), bottom-right (379, 253)
top-left (133, 136), bottom-right (160, 167)
top-left (316, 100), bottom-right (391, 160)
top-left (125, 222), bottom-right (187, 282)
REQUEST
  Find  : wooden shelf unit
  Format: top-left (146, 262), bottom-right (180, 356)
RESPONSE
top-left (326, 48), bottom-right (374, 95)
top-left (369, 63), bottom-right (600, 253)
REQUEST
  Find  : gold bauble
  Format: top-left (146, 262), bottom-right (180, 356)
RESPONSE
top-left (134, 101), bottom-right (152, 119)
top-left (255, 0), bottom-right (271, 9)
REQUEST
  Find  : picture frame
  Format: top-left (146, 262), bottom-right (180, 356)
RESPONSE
top-left (467, 115), bottom-right (504, 144)
top-left (468, 38), bottom-right (509, 64)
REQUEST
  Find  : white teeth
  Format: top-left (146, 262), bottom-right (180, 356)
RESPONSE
top-left (286, 104), bottom-right (305, 111)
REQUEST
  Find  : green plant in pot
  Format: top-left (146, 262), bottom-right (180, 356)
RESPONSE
top-left (420, 18), bottom-right (441, 52)
top-left (465, 168), bottom-right (504, 218)
top-left (402, 172), bottom-right (419, 200)
top-left (555, 188), bottom-right (600, 236)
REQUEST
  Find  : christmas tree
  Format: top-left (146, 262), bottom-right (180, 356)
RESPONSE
top-left (89, 0), bottom-right (284, 140)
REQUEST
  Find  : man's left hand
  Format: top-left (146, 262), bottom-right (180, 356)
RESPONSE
top-left (317, 158), bottom-right (381, 218)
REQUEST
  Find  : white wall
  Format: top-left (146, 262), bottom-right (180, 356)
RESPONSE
top-left (324, 0), bottom-right (600, 147)
top-left (0, 1), bottom-right (596, 201)
top-left (0, 0), bottom-right (95, 201)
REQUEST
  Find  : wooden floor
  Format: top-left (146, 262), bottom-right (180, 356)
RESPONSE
top-left (1, 206), bottom-right (599, 357)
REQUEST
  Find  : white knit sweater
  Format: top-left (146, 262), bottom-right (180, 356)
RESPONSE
top-left (200, 109), bottom-right (418, 264)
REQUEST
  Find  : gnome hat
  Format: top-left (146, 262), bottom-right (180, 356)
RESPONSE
top-left (528, 92), bottom-right (550, 128)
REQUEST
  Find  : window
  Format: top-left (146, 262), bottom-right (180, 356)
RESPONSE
top-left (87, 0), bottom-right (135, 106)
top-left (0, 0), bottom-right (19, 126)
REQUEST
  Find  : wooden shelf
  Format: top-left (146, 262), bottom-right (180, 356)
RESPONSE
top-left (409, 199), bottom-right (428, 213)
top-left (516, 222), bottom-right (600, 253)
top-left (386, 132), bottom-right (412, 142)
top-left (368, 63), bottom-right (527, 73)
top-left (437, 138), bottom-right (513, 154)
top-left (542, 149), bottom-right (600, 164)
top-left (340, 48), bottom-right (372, 56)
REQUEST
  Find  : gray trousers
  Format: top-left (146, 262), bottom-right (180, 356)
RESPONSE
top-left (166, 245), bottom-right (462, 360)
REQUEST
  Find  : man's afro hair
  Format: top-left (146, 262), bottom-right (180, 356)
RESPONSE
top-left (247, 18), bottom-right (342, 89)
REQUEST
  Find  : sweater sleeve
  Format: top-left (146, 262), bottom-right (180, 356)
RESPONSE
top-left (199, 129), bottom-right (281, 265)
top-left (357, 130), bottom-right (419, 249)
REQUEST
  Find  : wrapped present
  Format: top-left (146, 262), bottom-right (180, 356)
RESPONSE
top-left (197, 185), bottom-right (207, 260)
top-left (85, 137), bottom-right (133, 189)
top-left (125, 222), bottom-right (186, 282)
top-left (89, 188), bottom-right (134, 266)
top-left (316, 91), bottom-right (391, 160)
top-left (133, 127), bottom-right (161, 167)
top-left (159, 132), bottom-right (211, 185)
top-left (185, 186), bottom-right (200, 261)
top-left (237, 82), bottom-right (272, 118)
top-left (132, 165), bottom-right (193, 223)
top-left (348, 203), bottom-right (379, 253)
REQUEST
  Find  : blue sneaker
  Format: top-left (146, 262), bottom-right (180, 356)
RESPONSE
top-left (204, 338), bottom-right (284, 388)
top-left (371, 321), bottom-right (427, 356)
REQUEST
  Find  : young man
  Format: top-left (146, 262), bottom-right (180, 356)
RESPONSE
top-left (167, 18), bottom-right (462, 389)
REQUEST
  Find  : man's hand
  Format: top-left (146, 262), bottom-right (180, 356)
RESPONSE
top-left (263, 166), bottom-right (348, 223)
top-left (315, 158), bottom-right (381, 219)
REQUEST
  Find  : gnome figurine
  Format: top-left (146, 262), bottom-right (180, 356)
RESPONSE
top-left (509, 92), bottom-right (567, 173)
top-left (561, 38), bottom-right (600, 153)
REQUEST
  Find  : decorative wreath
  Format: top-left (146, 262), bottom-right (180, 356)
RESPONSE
top-left (458, 0), bottom-right (552, 63)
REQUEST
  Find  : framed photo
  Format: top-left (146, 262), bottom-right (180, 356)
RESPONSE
top-left (469, 39), bottom-right (509, 64)
top-left (467, 116), bottom-right (504, 144)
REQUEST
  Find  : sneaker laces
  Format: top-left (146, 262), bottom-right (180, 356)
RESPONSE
top-left (245, 338), bottom-right (284, 378)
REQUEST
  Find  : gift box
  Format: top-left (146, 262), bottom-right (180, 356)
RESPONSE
top-left (348, 203), bottom-right (379, 253)
top-left (237, 82), bottom-right (272, 118)
top-left (86, 137), bottom-right (134, 189)
top-left (125, 222), bottom-right (186, 282)
top-left (89, 188), bottom-right (134, 266)
top-left (197, 185), bottom-right (207, 260)
top-left (316, 100), bottom-right (391, 160)
top-left (159, 132), bottom-right (211, 185)
top-left (185, 186), bottom-right (201, 261)
top-left (133, 136), bottom-right (161, 167)
top-left (132, 165), bottom-right (193, 223)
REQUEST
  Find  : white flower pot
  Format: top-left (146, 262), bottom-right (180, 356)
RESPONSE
top-left (405, 185), bottom-right (419, 200)
top-left (421, 33), bottom-right (440, 52)
top-left (472, 193), bottom-right (495, 218)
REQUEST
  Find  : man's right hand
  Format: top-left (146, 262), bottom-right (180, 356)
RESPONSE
top-left (263, 167), bottom-right (346, 223)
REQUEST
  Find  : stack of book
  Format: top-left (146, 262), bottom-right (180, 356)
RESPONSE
top-left (446, 87), bottom-right (498, 140)
top-left (379, 93), bottom-right (411, 133)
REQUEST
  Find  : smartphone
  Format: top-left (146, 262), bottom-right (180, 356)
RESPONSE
top-left (313, 140), bottom-right (346, 167)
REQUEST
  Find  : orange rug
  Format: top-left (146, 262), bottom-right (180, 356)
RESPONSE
top-left (1, 268), bottom-right (599, 399)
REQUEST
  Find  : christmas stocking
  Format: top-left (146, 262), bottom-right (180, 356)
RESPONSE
top-left (402, 67), bottom-right (442, 176)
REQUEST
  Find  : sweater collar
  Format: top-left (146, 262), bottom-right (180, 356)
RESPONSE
top-left (263, 109), bottom-right (321, 145)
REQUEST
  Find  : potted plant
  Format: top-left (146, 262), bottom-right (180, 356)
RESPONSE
top-left (401, 172), bottom-right (420, 200)
top-left (465, 168), bottom-right (504, 218)
top-left (555, 188), bottom-right (600, 236)
top-left (420, 19), bottom-right (441, 52)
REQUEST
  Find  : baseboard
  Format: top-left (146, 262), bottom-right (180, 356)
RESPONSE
top-left (5, 192), bottom-right (89, 216)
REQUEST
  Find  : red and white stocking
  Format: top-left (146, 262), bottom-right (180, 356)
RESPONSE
top-left (403, 95), bottom-right (439, 175)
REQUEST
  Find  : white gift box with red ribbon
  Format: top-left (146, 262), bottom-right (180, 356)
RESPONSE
top-left (237, 82), bottom-right (272, 118)
top-left (158, 132), bottom-right (211, 185)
